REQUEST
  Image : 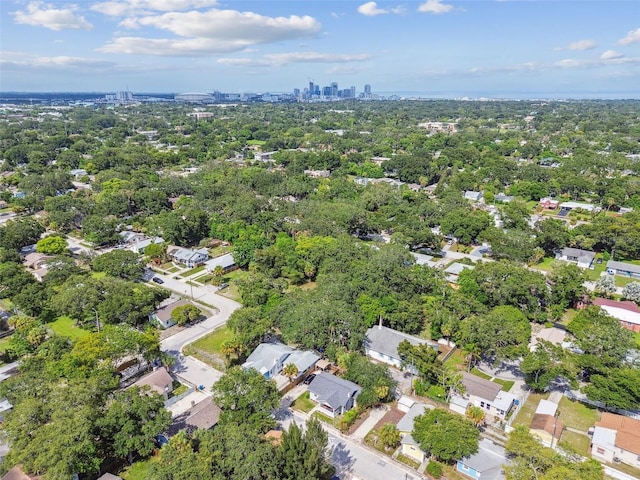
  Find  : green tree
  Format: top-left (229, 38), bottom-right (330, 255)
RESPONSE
top-left (282, 363), bottom-right (299, 382)
top-left (412, 408), bottom-right (479, 462)
top-left (35, 235), bottom-right (67, 255)
top-left (98, 387), bottom-right (171, 464)
top-left (622, 281), bottom-right (640, 303)
top-left (278, 418), bottom-right (333, 480)
top-left (377, 423), bottom-right (401, 450)
top-left (92, 249), bottom-right (144, 280)
top-left (584, 368), bottom-right (640, 410)
top-left (548, 263), bottom-right (586, 311)
top-left (211, 366), bottom-right (280, 433)
top-left (465, 405), bottom-right (486, 427)
top-left (594, 274), bottom-right (616, 297)
top-left (520, 340), bottom-right (574, 392)
top-left (171, 304), bottom-right (202, 325)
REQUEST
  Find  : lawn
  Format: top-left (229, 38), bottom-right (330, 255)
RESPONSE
top-left (635, 332), bottom-right (640, 348)
top-left (615, 275), bottom-right (638, 287)
top-left (559, 430), bottom-right (591, 456)
top-left (585, 256), bottom-right (607, 281)
top-left (558, 396), bottom-right (601, 433)
top-left (91, 271), bottom-right (107, 279)
top-left (48, 316), bottom-right (90, 340)
top-left (444, 349), bottom-right (467, 371)
top-left (246, 140), bottom-right (266, 146)
top-left (0, 336), bottom-right (12, 353)
top-left (119, 456), bottom-right (159, 480)
top-left (184, 326), bottom-right (234, 357)
top-left (469, 368), bottom-right (514, 391)
top-left (513, 392), bottom-right (550, 427)
top-left (532, 257), bottom-right (558, 272)
top-left (183, 265), bottom-right (206, 277)
top-left (291, 391), bottom-right (315, 413)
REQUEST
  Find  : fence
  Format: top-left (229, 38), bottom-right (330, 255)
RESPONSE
top-left (164, 386), bottom-right (195, 407)
top-left (565, 390), bottom-right (640, 420)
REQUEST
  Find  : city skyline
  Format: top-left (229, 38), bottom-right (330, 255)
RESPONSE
top-left (1, 1), bottom-right (639, 98)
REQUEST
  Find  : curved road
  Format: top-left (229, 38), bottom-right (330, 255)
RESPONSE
top-left (152, 270), bottom-right (241, 392)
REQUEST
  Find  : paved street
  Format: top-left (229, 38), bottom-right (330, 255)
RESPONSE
top-left (154, 270), bottom-right (241, 390)
top-left (283, 410), bottom-right (423, 480)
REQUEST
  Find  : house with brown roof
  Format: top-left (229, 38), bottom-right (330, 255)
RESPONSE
top-left (129, 368), bottom-right (174, 400)
top-left (529, 400), bottom-right (564, 447)
top-left (591, 412), bottom-right (640, 467)
top-left (149, 297), bottom-right (191, 329)
top-left (1, 466), bottom-right (42, 480)
top-left (167, 398), bottom-right (220, 436)
top-left (592, 298), bottom-right (640, 333)
top-left (449, 372), bottom-right (516, 420)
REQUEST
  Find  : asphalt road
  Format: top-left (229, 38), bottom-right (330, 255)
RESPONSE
top-left (282, 410), bottom-right (422, 480)
top-left (154, 270), bottom-right (241, 391)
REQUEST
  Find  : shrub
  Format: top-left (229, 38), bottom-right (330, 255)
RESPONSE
top-left (426, 460), bottom-right (443, 479)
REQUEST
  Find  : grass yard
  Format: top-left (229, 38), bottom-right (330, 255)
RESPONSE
top-left (396, 453), bottom-right (420, 469)
top-left (559, 430), bottom-right (591, 456)
top-left (48, 316), bottom-right (90, 340)
top-left (311, 411), bottom-right (342, 429)
top-left (183, 265), bottom-right (206, 277)
top-left (246, 140), bottom-right (266, 146)
top-left (513, 392), bottom-right (550, 427)
top-left (195, 274), bottom-right (214, 284)
top-left (0, 336), bottom-right (13, 353)
top-left (0, 299), bottom-right (14, 311)
top-left (185, 326), bottom-right (234, 356)
top-left (444, 349), bottom-right (467, 371)
top-left (635, 332), bottom-right (640, 348)
top-left (119, 456), bottom-right (159, 480)
top-left (585, 257), bottom-right (607, 281)
top-left (532, 257), bottom-right (558, 272)
top-left (291, 391), bottom-right (315, 413)
top-left (471, 368), bottom-right (492, 380)
top-left (558, 396), bottom-right (601, 433)
top-left (493, 378), bottom-right (515, 392)
top-left (91, 271), bottom-right (107, 279)
top-left (615, 276), bottom-right (638, 287)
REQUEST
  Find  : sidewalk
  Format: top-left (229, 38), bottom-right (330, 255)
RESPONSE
top-left (351, 406), bottom-right (389, 441)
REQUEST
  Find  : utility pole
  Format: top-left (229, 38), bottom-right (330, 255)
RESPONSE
top-left (92, 307), bottom-right (100, 332)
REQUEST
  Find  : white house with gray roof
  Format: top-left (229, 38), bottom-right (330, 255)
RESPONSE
top-left (606, 260), bottom-right (640, 280)
top-left (204, 253), bottom-right (237, 273)
top-left (397, 402), bottom-right (433, 464)
top-left (242, 343), bottom-right (319, 381)
top-left (169, 247), bottom-right (209, 268)
top-left (307, 373), bottom-right (361, 417)
top-left (444, 262), bottom-right (475, 283)
top-left (555, 247), bottom-right (595, 269)
top-left (450, 372), bottom-right (515, 419)
top-left (364, 324), bottom-right (439, 375)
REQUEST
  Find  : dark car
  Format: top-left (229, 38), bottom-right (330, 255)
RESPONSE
top-left (152, 277), bottom-right (164, 284)
top-left (303, 374), bottom-right (316, 385)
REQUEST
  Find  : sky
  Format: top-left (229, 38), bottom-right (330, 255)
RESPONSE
top-left (1, 0), bottom-right (639, 98)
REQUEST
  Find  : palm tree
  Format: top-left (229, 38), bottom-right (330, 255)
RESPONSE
top-left (378, 423), bottom-right (401, 450)
top-left (282, 363), bottom-right (299, 382)
top-left (466, 405), bottom-right (486, 427)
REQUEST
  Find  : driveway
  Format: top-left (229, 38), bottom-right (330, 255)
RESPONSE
top-left (154, 270), bottom-right (241, 390)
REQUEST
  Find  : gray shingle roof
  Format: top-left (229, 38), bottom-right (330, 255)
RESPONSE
top-left (397, 402), bottom-right (431, 433)
top-left (308, 373), bottom-right (361, 410)
top-left (459, 439), bottom-right (507, 479)
top-left (461, 372), bottom-right (502, 402)
top-left (607, 260), bottom-right (640, 275)
top-left (365, 325), bottom-right (438, 362)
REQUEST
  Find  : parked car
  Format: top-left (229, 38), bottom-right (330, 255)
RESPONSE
top-left (218, 282), bottom-right (229, 289)
top-left (303, 374), bottom-right (316, 385)
top-left (152, 277), bottom-right (164, 284)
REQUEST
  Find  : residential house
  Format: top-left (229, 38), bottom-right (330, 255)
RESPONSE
top-left (149, 298), bottom-right (191, 329)
top-left (129, 236), bottom-right (165, 255)
top-left (169, 247), bottom-right (209, 268)
top-left (559, 201), bottom-right (601, 213)
top-left (307, 373), bottom-right (361, 418)
top-left (606, 260), bottom-right (640, 280)
top-left (167, 398), bottom-right (221, 436)
top-left (456, 438), bottom-right (508, 480)
top-left (129, 367), bottom-right (174, 400)
top-left (204, 253), bottom-right (237, 274)
top-left (22, 252), bottom-right (52, 270)
top-left (450, 372), bottom-right (515, 420)
top-left (591, 413), bottom-right (640, 468)
top-left (397, 401), bottom-right (432, 464)
top-left (494, 193), bottom-right (514, 203)
top-left (444, 262), bottom-right (475, 284)
top-left (303, 170), bottom-right (331, 178)
top-left (242, 342), bottom-right (319, 380)
top-left (555, 247), bottom-right (596, 269)
top-left (529, 400), bottom-right (564, 447)
top-left (592, 298), bottom-right (640, 333)
top-left (411, 252), bottom-right (438, 268)
top-left (538, 197), bottom-right (560, 210)
top-left (1, 466), bottom-right (42, 480)
top-left (254, 151), bottom-right (278, 162)
top-left (68, 168), bottom-right (88, 178)
top-left (364, 324), bottom-right (439, 375)
top-left (464, 191), bottom-right (484, 202)
top-left (119, 231), bottom-right (147, 245)
top-left (97, 475), bottom-right (122, 480)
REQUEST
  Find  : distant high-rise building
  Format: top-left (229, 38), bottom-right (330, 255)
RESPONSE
top-left (351, 86), bottom-right (356, 98)
top-left (293, 88), bottom-right (301, 97)
top-left (364, 84), bottom-right (371, 95)
top-left (309, 82), bottom-right (314, 94)
top-left (331, 82), bottom-right (338, 96)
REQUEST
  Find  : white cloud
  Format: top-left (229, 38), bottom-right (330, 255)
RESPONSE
top-left (357, 2), bottom-right (405, 16)
top-left (218, 52), bottom-right (373, 67)
top-left (1, 53), bottom-right (115, 72)
top-left (568, 39), bottom-right (597, 51)
top-left (99, 9), bottom-right (322, 56)
top-left (417, 0), bottom-right (454, 14)
top-left (91, 0), bottom-right (218, 17)
top-left (601, 50), bottom-right (624, 60)
top-left (12, 2), bottom-right (93, 31)
top-left (618, 27), bottom-right (640, 45)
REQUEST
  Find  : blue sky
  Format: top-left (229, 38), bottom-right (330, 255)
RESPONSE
top-left (1, 0), bottom-right (639, 97)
